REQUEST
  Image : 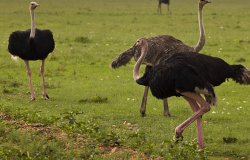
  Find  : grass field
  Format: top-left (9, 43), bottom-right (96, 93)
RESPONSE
top-left (0, 0), bottom-right (250, 159)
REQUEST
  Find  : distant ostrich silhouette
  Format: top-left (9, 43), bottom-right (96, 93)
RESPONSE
top-left (110, 0), bottom-right (210, 117)
top-left (158, 0), bottom-right (171, 14)
top-left (133, 37), bottom-right (250, 149)
top-left (8, 2), bottom-right (55, 101)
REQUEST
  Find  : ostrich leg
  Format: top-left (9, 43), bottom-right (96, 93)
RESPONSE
top-left (175, 92), bottom-right (210, 149)
top-left (140, 65), bottom-right (152, 116)
top-left (167, 4), bottom-right (171, 14)
top-left (140, 65), bottom-right (173, 117)
top-left (183, 96), bottom-right (203, 149)
top-left (157, 4), bottom-right (162, 14)
top-left (24, 60), bottom-right (35, 101)
top-left (40, 60), bottom-right (49, 100)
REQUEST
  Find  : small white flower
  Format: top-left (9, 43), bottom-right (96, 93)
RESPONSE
top-left (237, 108), bottom-right (240, 110)
top-left (222, 112), bottom-right (224, 114)
top-left (106, 44), bottom-right (109, 46)
top-left (132, 99), bottom-right (134, 101)
top-left (239, 106), bottom-right (242, 108)
top-left (117, 76), bottom-right (119, 77)
top-left (227, 112), bottom-right (230, 114)
top-left (127, 98), bottom-right (130, 100)
top-left (209, 36), bottom-right (211, 38)
top-left (101, 79), bottom-right (103, 80)
top-left (223, 108), bottom-right (226, 110)
top-left (222, 98), bottom-right (225, 100)
top-left (232, 91), bottom-right (234, 92)
top-left (220, 48), bottom-right (222, 50)
top-left (243, 101), bottom-right (247, 103)
top-left (153, 108), bottom-right (156, 110)
top-left (212, 111), bottom-right (216, 114)
top-left (218, 51), bottom-right (220, 53)
top-left (226, 102), bottom-right (229, 104)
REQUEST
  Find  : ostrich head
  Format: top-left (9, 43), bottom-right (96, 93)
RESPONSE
top-left (30, 2), bottom-right (40, 10)
top-left (133, 37), bottom-right (147, 48)
top-left (199, 0), bottom-right (211, 7)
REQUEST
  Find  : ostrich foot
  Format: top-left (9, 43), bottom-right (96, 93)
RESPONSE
top-left (174, 128), bottom-right (183, 141)
top-left (44, 94), bottom-right (49, 100)
top-left (140, 108), bottom-right (146, 117)
top-left (173, 136), bottom-right (184, 143)
top-left (164, 113), bottom-right (175, 117)
top-left (29, 97), bottom-right (36, 101)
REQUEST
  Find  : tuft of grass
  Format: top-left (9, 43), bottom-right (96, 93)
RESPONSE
top-left (235, 57), bottom-right (246, 63)
top-left (79, 96), bottom-right (108, 103)
top-left (74, 36), bottom-right (91, 43)
top-left (223, 137), bottom-right (238, 143)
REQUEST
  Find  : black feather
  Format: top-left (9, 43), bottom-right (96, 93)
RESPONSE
top-left (8, 28), bottom-right (55, 60)
top-left (137, 52), bottom-right (250, 99)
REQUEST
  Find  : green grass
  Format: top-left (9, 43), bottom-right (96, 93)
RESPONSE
top-left (0, 0), bottom-right (250, 159)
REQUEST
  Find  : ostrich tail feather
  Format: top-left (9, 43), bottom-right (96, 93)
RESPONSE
top-left (11, 55), bottom-right (19, 63)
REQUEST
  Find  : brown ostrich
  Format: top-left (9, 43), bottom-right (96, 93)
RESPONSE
top-left (158, 0), bottom-right (171, 15)
top-left (110, 0), bottom-right (210, 117)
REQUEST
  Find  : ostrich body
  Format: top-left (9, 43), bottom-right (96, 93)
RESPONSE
top-left (158, 0), bottom-right (171, 15)
top-left (133, 37), bottom-right (250, 149)
top-left (110, 0), bottom-right (210, 117)
top-left (8, 2), bottom-right (55, 101)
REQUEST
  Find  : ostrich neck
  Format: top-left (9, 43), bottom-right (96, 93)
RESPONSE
top-left (192, 4), bottom-right (205, 52)
top-left (133, 43), bottom-right (148, 81)
top-left (30, 8), bottom-right (36, 38)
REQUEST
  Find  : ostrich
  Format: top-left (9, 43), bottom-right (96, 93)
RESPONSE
top-left (8, 2), bottom-right (55, 101)
top-left (110, 0), bottom-right (210, 117)
top-left (133, 37), bottom-right (250, 149)
top-left (158, 0), bottom-right (171, 15)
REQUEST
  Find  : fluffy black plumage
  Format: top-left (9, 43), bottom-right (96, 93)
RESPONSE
top-left (136, 52), bottom-right (250, 100)
top-left (8, 28), bottom-right (55, 60)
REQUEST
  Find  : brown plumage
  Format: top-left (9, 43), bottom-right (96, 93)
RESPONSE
top-left (110, 0), bottom-right (210, 117)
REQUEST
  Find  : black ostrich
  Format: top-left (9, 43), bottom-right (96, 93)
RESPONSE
top-left (133, 37), bottom-right (250, 149)
top-left (8, 2), bottom-right (55, 101)
top-left (158, 0), bottom-right (171, 14)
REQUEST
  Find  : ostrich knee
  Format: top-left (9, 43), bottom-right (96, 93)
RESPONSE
top-left (27, 69), bottom-right (31, 77)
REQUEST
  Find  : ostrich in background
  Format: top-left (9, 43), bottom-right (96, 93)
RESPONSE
top-left (158, 0), bottom-right (171, 15)
top-left (8, 2), bottom-right (55, 101)
top-left (133, 37), bottom-right (250, 149)
top-left (110, 0), bottom-right (210, 117)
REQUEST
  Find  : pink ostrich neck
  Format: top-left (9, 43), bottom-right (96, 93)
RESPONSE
top-left (192, 3), bottom-right (205, 52)
top-left (30, 7), bottom-right (36, 38)
top-left (133, 40), bottom-right (148, 81)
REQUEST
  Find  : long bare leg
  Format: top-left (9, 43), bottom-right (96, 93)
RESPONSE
top-left (175, 92), bottom-right (210, 149)
top-left (140, 66), bottom-right (151, 116)
top-left (183, 96), bottom-right (203, 149)
top-left (167, 4), bottom-right (171, 14)
top-left (140, 86), bottom-right (149, 117)
top-left (24, 60), bottom-right (35, 101)
top-left (163, 98), bottom-right (174, 117)
top-left (40, 59), bottom-right (49, 100)
top-left (159, 4), bottom-right (162, 14)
